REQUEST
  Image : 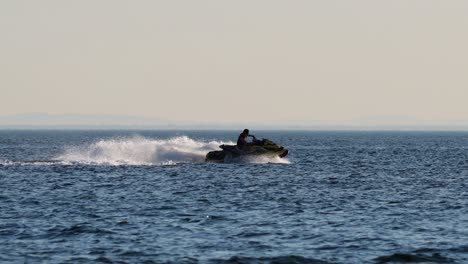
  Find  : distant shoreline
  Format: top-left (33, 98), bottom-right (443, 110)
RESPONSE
top-left (1, 126), bottom-right (468, 132)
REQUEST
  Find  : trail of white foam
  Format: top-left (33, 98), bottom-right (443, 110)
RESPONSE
top-left (224, 155), bottom-right (290, 164)
top-left (0, 159), bottom-right (14, 166)
top-left (246, 156), bottom-right (290, 164)
top-left (0, 159), bottom-right (63, 166)
top-left (56, 136), bottom-right (232, 166)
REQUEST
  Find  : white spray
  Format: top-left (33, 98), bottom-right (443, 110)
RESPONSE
top-left (57, 136), bottom-right (231, 165)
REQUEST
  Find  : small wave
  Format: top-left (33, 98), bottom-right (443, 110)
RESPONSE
top-left (45, 224), bottom-right (114, 239)
top-left (374, 252), bottom-right (454, 263)
top-left (56, 136), bottom-right (232, 166)
top-left (210, 255), bottom-right (333, 264)
top-left (0, 159), bottom-right (63, 166)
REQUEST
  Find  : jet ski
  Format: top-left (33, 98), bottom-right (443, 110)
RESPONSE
top-left (205, 138), bottom-right (288, 162)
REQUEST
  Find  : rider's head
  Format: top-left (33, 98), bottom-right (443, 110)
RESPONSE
top-left (242, 129), bottom-right (249, 136)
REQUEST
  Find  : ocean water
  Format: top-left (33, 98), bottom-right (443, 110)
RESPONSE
top-left (1, 130), bottom-right (468, 264)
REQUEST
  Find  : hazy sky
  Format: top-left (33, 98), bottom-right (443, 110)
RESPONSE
top-left (1, 1), bottom-right (467, 125)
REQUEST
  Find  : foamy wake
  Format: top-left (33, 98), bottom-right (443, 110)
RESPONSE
top-left (235, 155), bottom-right (291, 164)
top-left (56, 136), bottom-right (230, 165)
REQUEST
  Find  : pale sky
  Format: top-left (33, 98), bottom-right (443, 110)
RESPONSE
top-left (1, 0), bottom-right (467, 125)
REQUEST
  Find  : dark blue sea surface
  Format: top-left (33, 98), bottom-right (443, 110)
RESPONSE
top-left (1, 130), bottom-right (468, 263)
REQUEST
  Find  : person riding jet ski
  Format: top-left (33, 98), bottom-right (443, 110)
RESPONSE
top-left (237, 129), bottom-right (258, 149)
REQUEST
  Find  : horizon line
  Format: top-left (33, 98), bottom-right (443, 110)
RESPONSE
top-left (1, 125), bottom-right (468, 132)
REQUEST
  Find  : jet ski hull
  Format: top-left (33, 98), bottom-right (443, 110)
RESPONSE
top-left (205, 139), bottom-right (288, 162)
